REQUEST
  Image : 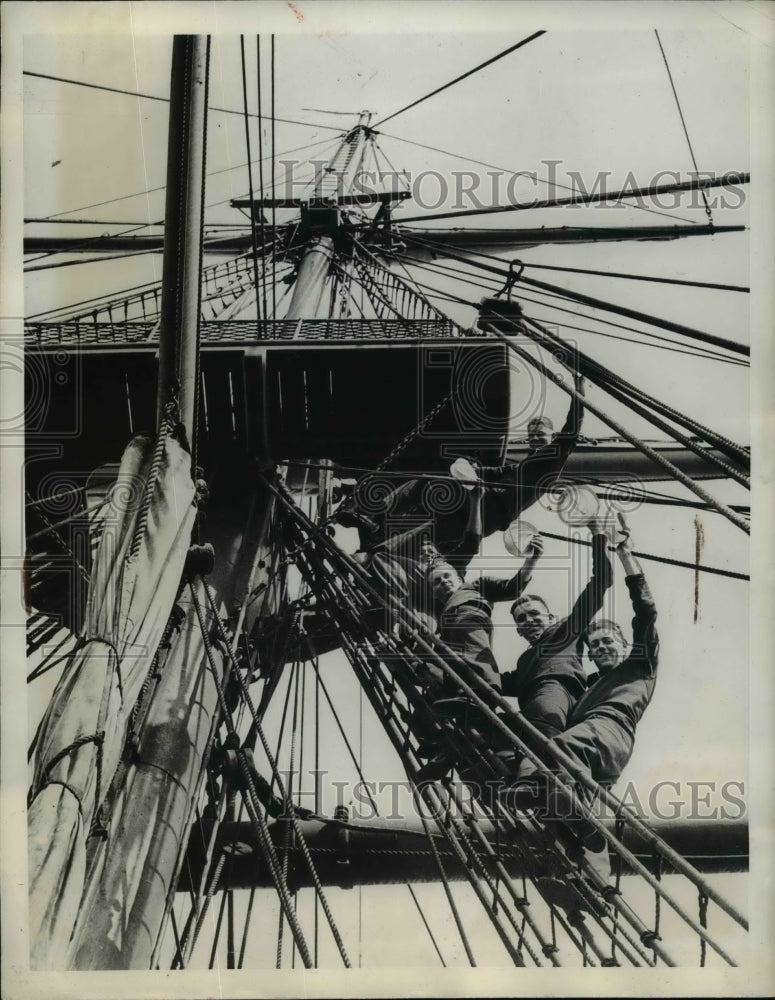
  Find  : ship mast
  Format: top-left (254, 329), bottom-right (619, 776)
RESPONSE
top-left (22, 32), bottom-right (751, 970)
top-left (64, 35), bottom-right (233, 969)
top-left (285, 111), bottom-right (372, 319)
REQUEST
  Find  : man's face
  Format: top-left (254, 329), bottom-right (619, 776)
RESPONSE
top-left (428, 564), bottom-right (462, 603)
top-left (512, 599), bottom-right (554, 645)
top-left (527, 418), bottom-right (553, 449)
top-left (587, 626), bottom-right (627, 673)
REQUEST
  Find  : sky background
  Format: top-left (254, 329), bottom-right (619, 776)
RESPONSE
top-left (7, 1), bottom-right (773, 990)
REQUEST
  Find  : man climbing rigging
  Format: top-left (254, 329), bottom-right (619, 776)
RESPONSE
top-left (476, 370), bottom-right (586, 533)
top-left (552, 515), bottom-right (658, 791)
top-left (333, 373), bottom-right (586, 551)
top-left (499, 513), bottom-right (615, 760)
top-left (510, 514), bottom-right (658, 895)
top-left (411, 473), bottom-right (544, 779)
top-left (518, 516), bottom-right (658, 830)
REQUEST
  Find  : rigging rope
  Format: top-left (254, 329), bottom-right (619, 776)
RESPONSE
top-left (24, 247), bottom-right (167, 274)
top-left (518, 310), bottom-right (747, 368)
top-left (406, 885), bottom-right (447, 966)
top-left (268, 480), bottom-right (748, 944)
top-left (373, 32), bottom-right (546, 129)
top-left (503, 258), bottom-right (745, 293)
top-left (654, 32), bottom-right (714, 227)
top-left (23, 69), bottom-right (343, 132)
top-left (376, 129), bottom-right (698, 225)
top-left (35, 136), bottom-right (334, 222)
top-left (256, 35), bottom-right (269, 325)
top-left (400, 231), bottom-right (750, 357)
top-left (393, 241), bottom-right (747, 296)
top-left (271, 35), bottom-right (277, 320)
top-left (189, 580), bottom-right (315, 967)
top-left (393, 253), bottom-right (747, 369)
top-left (307, 646), bottom-right (380, 814)
top-left (202, 584), bottom-right (353, 968)
top-left (171, 503), bottom-right (285, 969)
top-left (276, 659), bottom-right (300, 968)
top-left (536, 530), bottom-right (748, 581)
top-left (383, 248), bottom-right (747, 366)
top-left (25, 495), bottom-right (110, 544)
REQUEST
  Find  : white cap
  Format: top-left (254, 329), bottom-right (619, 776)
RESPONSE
top-left (449, 457), bottom-right (479, 490)
top-left (503, 519), bottom-right (539, 557)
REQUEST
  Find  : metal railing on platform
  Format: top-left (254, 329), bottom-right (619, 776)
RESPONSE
top-left (24, 318), bottom-right (480, 347)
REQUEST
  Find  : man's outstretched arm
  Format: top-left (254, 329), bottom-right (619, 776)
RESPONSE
top-left (538, 372), bottom-right (585, 466)
top-left (478, 534), bottom-right (544, 603)
top-left (617, 516), bottom-right (659, 676)
top-left (542, 519), bottom-right (613, 650)
top-left (446, 473), bottom-right (485, 574)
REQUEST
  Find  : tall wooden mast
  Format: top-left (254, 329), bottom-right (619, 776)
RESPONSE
top-left (284, 112), bottom-right (373, 320)
top-left (65, 35), bottom-right (227, 969)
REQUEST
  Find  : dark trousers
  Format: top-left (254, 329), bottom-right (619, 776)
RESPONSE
top-left (494, 679), bottom-right (577, 769)
top-left (521, 678), bottom-right (577, 740)
top-left (550, 714), bottom-right (634, 785)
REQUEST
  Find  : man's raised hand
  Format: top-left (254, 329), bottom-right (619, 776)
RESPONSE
top-left (587, 509), bottom-right (616, 540)
top-left (616, 512), bottom-right (634, 554)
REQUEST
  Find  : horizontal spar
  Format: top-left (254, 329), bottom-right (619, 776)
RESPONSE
top-left (23, 234), bottom-right (286, 255)
top-left (24, 223), bottom-right (745, 256)
top-left (394, 223), bottom-right (745, 255)
top-left (178, 815), bottom-right (748, 891)
top-left (397, 171), bottom-right (751, 224)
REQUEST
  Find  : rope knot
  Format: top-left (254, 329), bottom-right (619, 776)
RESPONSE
top-left (494, 259), bottom-right (525, 301)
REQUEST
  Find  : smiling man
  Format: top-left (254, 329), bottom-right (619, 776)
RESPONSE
top-left (508, 518), bottom-right (659, 866)
top-left (426, 534), bottom-right (543, 694)
top-left (412, 499), bottom-right (544, 781)
top-left (550, 518), bottom-right (659, 790)
top-left (501, 516), bottom-right (615, 748)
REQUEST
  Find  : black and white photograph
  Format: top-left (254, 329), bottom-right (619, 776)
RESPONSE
top-left (1, 1), bottom-right (773, 996)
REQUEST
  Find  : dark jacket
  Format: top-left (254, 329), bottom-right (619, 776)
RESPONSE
top-left (567, 573), bottom-right (658, 736)
top-left (482, 387), bottom-right (584, 532)
top-left (363, 385), bottom-right (583, 547)
top-left (502, 533), bottom-right (613, 704)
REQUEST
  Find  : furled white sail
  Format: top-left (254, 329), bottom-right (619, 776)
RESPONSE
top-left (27, 430), bottom-right (196, 968)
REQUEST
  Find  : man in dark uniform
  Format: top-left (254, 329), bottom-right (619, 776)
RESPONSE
top-left (476, 371), bottom-right (586, 534)
top-left (425, 535), bottom-right (544, 695)
top-left (550, 518), bottom-right (658, 790)
top-left (511, 515), bottom-right (658, 888)
top-left (335, 374), bottom-right (585, 551)
top-left (411, 475), bottom-right (545, 779)
top-left (500, 517), bottom-right (614, 751)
